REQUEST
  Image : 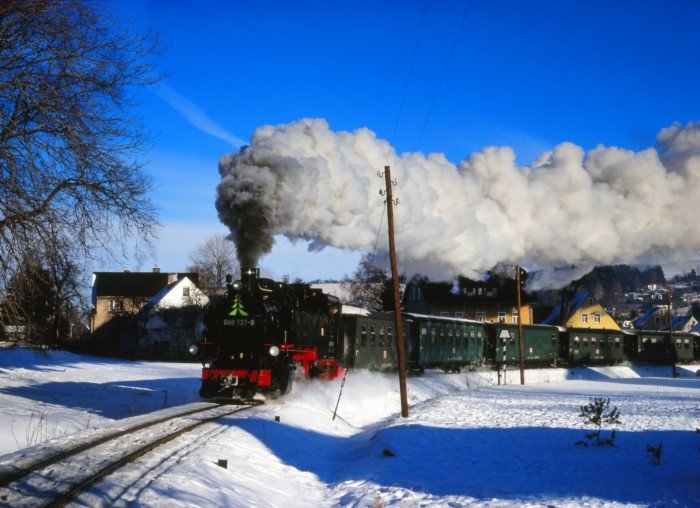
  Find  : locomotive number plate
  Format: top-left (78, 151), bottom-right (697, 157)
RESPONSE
top-left (223, 318), bottom-right (256, 326)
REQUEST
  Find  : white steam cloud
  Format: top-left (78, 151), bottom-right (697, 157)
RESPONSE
top-left (216, 119), bottom-right (700, 288)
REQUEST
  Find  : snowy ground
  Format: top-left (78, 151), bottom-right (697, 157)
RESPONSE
top-left (0, 346), bottom-right (698, 507)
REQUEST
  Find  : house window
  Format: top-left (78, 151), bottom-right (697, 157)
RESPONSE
top-left (654, 316), bottom-right (660, 325)
top-left (108, 299), bottom-right (123, 312)
top-left (183, 286), bottom-right (190, 297)
top-left (581, 313), bottom-right (588, 324)
top-left (498, 312), bottom-right (506, 323)
top-left (476, 312), bottom-right (486, 322)
top-left (454, 312), bottom-right (464, 318)
top-left (163, 308), bottom-right (178, 323)
top-left (512, 313), bottom-right (518, 324)
top-left (593, 313), bottom-right (601, 324)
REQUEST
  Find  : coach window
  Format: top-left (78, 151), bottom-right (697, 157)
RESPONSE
top-left (583, 337), bottom-right (589, 348)
top-left (421, 327), bottom-right (427, 345)
top-left (615, 337), bottom-right (621, 348)
top-left (361, 324), bottom-right (367, 346)
top-left (431, 328), bottom-right (437, 345)
top-left (370, 325), bottom-right (376, 346)
top-left (379, 325), bottom-right (385, 346)
top-left (439, 328), bottom-right (446, 346)
top-left (387, 326), bottom-right (393, 346)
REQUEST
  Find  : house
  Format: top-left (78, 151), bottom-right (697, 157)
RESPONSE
top-left (403, 279), bottom-right (533, 324)
top-left (542, 292), bottom-right (620, 330)
top-left (632, 306), bottom-right (671, 330)
top-left (90, 267), bottom-right (203, 358)
top-left (127, 276), bottom-right (209, 360)
top-left (660, 314), bottom-right (698, 333)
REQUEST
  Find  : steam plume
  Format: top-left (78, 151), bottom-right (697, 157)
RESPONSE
top-left (216, 118), bottom-right (700, 287)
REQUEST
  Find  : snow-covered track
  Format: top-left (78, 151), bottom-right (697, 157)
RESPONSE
top-left (0, 401), bottom-right (257, 507)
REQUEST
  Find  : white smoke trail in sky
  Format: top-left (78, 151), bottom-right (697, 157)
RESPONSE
top-left (216, 118), bottom-right (700, 288)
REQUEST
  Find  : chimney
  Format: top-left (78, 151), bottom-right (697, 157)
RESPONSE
top-left (168, 273), bottom-right (177, 284)
top-left (124, 268), bottom-right (131, 273)
top-left (153, 265), bottom-right (161, 273)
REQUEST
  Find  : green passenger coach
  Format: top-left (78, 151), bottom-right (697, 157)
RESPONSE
top-left (485, 323), bottom-right (560, 366)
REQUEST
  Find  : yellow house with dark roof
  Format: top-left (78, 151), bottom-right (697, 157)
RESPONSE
top-left (542, 292), bottom-right (620, 331)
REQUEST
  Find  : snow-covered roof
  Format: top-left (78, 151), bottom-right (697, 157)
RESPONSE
top-left (541, 292), bottom-right (591, 325)
top-left (632, 306), bottom-right (660, 328)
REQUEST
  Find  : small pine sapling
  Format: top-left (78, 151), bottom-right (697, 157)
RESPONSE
top-left (577, 397), bottom-right (621, 447)
top-left (646, 441), bottom-right (663, 465)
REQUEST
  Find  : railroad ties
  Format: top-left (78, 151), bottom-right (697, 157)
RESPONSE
top-left (0, 402), bottom-right (258, 507)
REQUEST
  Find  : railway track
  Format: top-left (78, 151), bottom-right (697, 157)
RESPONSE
top-left (0, 401), bottom-right (259, 507)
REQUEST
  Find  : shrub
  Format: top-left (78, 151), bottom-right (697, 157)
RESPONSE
top-left (577, 397), bottom-right (621, 447)
top-left (646, 441), bottom-right (663, 465)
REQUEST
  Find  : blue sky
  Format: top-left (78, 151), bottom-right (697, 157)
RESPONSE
top-left (108, 0), bottom-right (700, 281)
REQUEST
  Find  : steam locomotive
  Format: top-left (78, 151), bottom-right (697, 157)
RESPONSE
top-left (191, 268), bottom-right (342, 398)
top-left (191, 269), bottom-right (699, 399)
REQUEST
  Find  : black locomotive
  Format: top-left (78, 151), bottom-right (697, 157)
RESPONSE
top-left (191, 270), bottom-right (699, 399)
top-left (192, 268), bottom-right (341, 398)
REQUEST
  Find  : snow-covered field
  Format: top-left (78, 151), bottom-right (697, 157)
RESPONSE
top-left (0, 346), bottom-right (698, 507)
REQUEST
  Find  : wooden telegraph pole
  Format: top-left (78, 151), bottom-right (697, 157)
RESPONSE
top-left (516, 265), bottom-right (525, 385)
top-left (380, 165), bottom-right (409, 418)
top-left (667, 289), bottom-right (677, 378)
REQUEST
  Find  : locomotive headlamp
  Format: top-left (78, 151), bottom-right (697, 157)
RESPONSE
top-left (188, 344), bottom-right (199, 355)
top-left (268, 345), bottom-right (280, 357)
top-left (233, 280), bottom-right (243, 290)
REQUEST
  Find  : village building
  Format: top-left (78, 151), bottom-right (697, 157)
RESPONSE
top-left (542, 292), bottom-right (620, 330)
top-left (90, 267), bottom-right (206, 359)
top-left (402, 279), bottom-right (533, 324)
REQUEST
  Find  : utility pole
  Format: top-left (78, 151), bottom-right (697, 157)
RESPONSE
top-left (516, 265), bottom-right (525, 385)
top-left (380, 165), bottom-right (409, 418)
top-left (667, 289), bottom-right (677, 377)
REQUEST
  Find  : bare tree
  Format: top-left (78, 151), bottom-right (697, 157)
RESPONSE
top-left (342, 252), bottom-right (392, 311)
top-left (187, 234), bottom-right (239, 291)
top-left (0, 0), bottom-right (160, 294)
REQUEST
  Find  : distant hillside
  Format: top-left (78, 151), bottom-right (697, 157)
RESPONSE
top-left (533, 264), bottom-right (666, 318)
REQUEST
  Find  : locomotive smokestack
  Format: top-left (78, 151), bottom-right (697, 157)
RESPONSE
top-left (241, 267), bottom-right (260, 290)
